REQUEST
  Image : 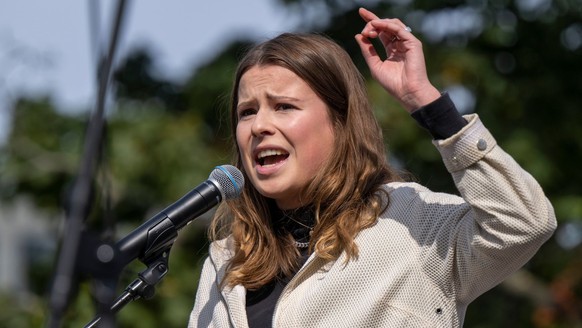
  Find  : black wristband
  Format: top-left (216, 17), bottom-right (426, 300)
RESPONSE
top-left (410, 93), bottom-right (468, 140)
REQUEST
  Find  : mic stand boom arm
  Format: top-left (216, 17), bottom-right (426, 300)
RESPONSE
top-left (84, 249), bottom-right (172, 328)
top-left (85, 214), bottom-right (178, 328)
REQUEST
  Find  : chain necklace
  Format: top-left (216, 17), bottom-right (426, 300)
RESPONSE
top-left (281, 208), bottom-right (314, 249)
top-left (294, 240), bottom-right (310, 248)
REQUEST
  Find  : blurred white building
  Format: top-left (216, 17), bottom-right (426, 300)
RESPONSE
top-left (0, 196), bottom-right (56, 296)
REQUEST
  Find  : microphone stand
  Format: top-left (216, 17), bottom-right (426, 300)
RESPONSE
top-left (85, 191), bottom-right (184, 327)
top-left (84, 244), bottom-right (172, 328)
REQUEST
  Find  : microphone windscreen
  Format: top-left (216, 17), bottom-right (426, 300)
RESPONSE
top-left (210, 165), bottom-right (244, 200)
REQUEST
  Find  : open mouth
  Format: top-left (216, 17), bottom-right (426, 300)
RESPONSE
top-left (256, 149), bottom-right (289, 166)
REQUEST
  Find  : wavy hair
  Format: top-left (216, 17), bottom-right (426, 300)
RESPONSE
top-left (209, 33), bottom-right (402, 289)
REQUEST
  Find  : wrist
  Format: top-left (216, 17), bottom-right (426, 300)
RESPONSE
top-left (401, 86), bottom-right (441, 113)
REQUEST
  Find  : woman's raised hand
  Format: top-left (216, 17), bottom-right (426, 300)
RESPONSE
top-left (355, 7), bottom-right (440, 112)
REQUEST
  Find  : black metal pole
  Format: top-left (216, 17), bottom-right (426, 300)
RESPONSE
top-left (46, 1), bottom-right (129, 327)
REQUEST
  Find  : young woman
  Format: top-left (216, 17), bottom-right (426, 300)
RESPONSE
top-left (188, 8), bottom-right (556, 328)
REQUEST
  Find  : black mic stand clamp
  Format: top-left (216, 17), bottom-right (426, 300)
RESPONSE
top-left (125, 253), bottom-right (170, 301)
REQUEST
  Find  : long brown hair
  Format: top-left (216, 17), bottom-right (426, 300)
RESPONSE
top-left (210, 33), bottom-right (401, 289)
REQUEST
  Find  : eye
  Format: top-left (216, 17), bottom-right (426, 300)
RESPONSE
top-left (238, 108), bottom-right (257, 119)
top-left (276, 103), bottom-right (296, 111)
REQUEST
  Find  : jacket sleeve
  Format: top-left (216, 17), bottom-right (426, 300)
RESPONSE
top-left (428, 114), bottom-right (557, 304)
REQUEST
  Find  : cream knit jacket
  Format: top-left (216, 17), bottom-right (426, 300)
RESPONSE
top-left (189, 114), bottom-right (557, 327)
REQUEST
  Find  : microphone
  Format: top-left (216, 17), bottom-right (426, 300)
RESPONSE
top-left (115, 165), bottom-right (244, 265)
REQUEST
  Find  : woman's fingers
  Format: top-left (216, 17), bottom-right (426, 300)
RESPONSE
top-left (370, 20), bottom-right (412, 41)
top-left (354, 33), bottom-right (380, 67)
top-left (358, 7), bottom-right (379, 22)
top-left (359, 9), bottom-right (413, 49)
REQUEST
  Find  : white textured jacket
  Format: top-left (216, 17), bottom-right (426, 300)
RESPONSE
top-left (189, 114), bottom-right (557, 327)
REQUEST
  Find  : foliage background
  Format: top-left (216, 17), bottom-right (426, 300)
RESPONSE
top-left (0, 0), bottom-right (581, 327)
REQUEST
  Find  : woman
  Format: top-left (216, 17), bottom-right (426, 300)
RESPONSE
top-left (189, 8), bottom-right (556, 328)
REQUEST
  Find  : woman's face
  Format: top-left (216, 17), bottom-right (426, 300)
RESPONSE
top-left (236, 65), bottom-right (335, 209)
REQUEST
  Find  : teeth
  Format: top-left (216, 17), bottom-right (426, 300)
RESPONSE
top-left (257, 149), bottom-right (287, 159)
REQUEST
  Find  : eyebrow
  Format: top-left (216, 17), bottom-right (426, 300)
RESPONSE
top-left (236, 100), bottom-right (255, 111)
top-left (236, 93), bottom-right (302, 110)
top-left (266, 93), bottom-right (301, 102)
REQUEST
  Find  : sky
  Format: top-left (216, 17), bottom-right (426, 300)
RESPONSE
top-left (0, 0), bottom-right (301, 142)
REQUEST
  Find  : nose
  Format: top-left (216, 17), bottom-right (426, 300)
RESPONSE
top-left (251, 107), bottom-right (275, 137)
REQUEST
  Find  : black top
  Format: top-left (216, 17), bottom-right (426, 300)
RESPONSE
top-left (246, 205), bottom-right (313, 327)
top-left (245, 93), bottom-right (467, 327)
top-left (245, 278), bottom-right (288, 327)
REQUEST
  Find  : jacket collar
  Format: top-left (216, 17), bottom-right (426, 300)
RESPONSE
top-left (209, 238), bottom-right (249, 328)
